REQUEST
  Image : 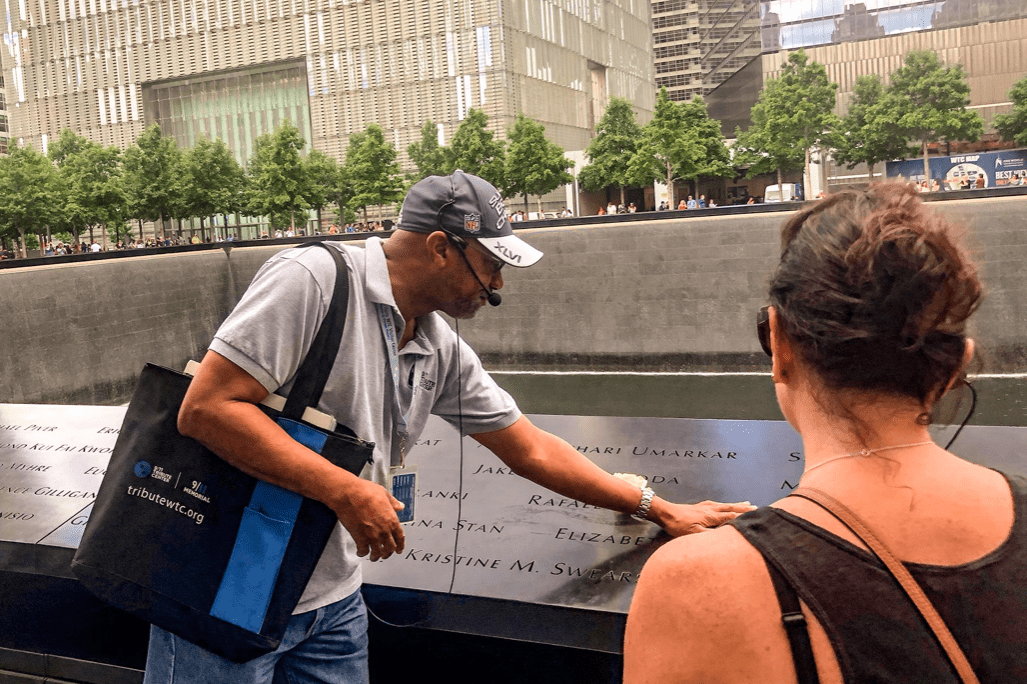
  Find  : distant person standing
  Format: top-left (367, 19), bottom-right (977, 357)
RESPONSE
top-left (677, 199), bottom-right (687, 210)
top-left (686, 196), bottom-right (697, 210)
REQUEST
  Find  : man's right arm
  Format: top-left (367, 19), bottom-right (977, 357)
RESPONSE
top-left (178, 349), bottom-right (406, 561)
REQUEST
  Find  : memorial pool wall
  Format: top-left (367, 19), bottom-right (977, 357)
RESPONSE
top-left (2, 194), bottom-right (1026, 407)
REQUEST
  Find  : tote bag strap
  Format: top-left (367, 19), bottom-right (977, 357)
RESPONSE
top-left (790, 487), bottom-right (981, 684)
top-left (282, 242), bottom-right (350, 421)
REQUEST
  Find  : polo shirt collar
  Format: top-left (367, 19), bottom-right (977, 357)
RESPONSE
top-left (363, 237), bottom-right (441, 354)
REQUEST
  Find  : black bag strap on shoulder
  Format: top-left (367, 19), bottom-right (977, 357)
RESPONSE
top-left (281, 242), bottom-right (350, 422)
top-left (765, 560), bottom-right (821, 684)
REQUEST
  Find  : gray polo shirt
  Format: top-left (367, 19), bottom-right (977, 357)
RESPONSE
top-left (210, 237), bottom-right (521, 612)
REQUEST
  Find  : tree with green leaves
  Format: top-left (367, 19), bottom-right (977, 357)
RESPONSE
top-left (833, 74), bottom-right (914, 183)
top-left (994, 74), bottom-right (1027, 147)
top-left (49, 129), bottom-right (94, 245)
top-left (733, 113), bottom-right (805, 202)
top-left (122, 124), bottom-right (187, 240)
top-left (882, 50), bottom-right (984, 183)
top-left (246, 120), bottom-right (309, 231)
top-left (333, 153), bottom-right (358, 225)
top-left (406, 120), bottom-right (449, 182)
top-left (681, 96), bottom-right (734, 182)
top-left (0, 145), bottom-right (58, 257)
top-left (62, 143), bottom-right (127, 248)
top-left (303, 149), bottom-right (342, 233)
top-left (505, 114), bottom-right (574, 214)
top-left (345, 123), bottom-right (405, 224)
top-left (578, 97), bottom-right (643, 207)
top-left (446, 108), bottom-right (506, 191)
top-left (740, 50), bottom-right (838, 200)
top-left (48, 128), bottom-right (91, 166)
top-left (626, 88), bottom-right (705, 209)
top-left (733, 50), bottom-right (837, 201)
top-left (184, 135), bottom-right (245, 240)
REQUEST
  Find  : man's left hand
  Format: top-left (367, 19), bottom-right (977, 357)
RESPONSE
top-left (649, 499), bottom-right (756, 536)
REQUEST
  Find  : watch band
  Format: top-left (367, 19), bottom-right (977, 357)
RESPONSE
top-left (633, 486), bottom-right (655, 521)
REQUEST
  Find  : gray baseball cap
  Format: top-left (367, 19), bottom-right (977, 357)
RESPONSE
top-left (395, 170), bottom-right (544, 268)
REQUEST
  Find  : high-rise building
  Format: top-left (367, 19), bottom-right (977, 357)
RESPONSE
top-left (0, 0), bottom-right (655, 172)
top-left (0, 50), bottom-right (8, 154)
top-left (651, 0), bottom-right (761, 102)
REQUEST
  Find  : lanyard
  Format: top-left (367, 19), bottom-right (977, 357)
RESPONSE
top-left (376, 302), bottom-right (411, 467)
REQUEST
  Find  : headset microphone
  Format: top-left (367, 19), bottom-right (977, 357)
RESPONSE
top-left (447, 233), bottom-right (503, 306)
top-left (464, 258), bottom-right (502, 307)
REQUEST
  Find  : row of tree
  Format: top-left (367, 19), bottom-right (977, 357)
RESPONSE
top-left (736, 49), bottom-right (985, 199)
top-left (0, 108), bottom-right (579, 256)
top-left (582, 49), bottom-right (1027, 204)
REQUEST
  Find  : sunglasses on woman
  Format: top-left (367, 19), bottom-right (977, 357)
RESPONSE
top-left (756, 306), bottom-right (772, 357)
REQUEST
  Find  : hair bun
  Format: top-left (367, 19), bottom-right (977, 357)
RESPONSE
top-left (769, 182), bottom-right (981, 406)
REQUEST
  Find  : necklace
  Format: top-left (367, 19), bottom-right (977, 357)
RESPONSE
top-left (802, 440), bottom-right (935, 477)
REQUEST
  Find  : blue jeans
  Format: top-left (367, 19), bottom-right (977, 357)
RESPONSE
top-left (143, 589), bottom-right (369, 684)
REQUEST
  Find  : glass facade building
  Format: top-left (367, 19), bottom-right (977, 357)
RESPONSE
top-left (144, 63), bottom-right (312, 166)
top-left (0, 0), bottom-right (655, 170)
top-left (760, 0), bottom-right (1027, 53)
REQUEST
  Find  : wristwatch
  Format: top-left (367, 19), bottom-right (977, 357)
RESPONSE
top-left (632, 486), bottom-right (655, 521)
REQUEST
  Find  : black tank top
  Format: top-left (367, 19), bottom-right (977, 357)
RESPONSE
top-left (730, 472), bottom-right (1027, 683)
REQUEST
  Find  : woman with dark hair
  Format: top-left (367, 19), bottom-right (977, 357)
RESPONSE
top-left (625, 183), bottom-right (1027, 683)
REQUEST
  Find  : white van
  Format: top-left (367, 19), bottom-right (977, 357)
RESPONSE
top-left (763, 183), bottom-right (802, 202)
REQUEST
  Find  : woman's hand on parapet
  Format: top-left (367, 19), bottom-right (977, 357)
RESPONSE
top-left (649, 498), bottom-right (757, 536)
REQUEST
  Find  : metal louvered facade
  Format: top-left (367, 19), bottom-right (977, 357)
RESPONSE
top-left (0, 0), bottom-right (656, 163)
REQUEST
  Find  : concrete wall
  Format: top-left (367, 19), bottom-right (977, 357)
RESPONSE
top-left (2, 195), bottom-right (1025, 405)
top-left (462, 194), bottom-right (1027, 373)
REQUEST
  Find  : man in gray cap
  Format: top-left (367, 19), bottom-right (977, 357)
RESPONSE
top-left (153, 170), bottom-right (751, 684)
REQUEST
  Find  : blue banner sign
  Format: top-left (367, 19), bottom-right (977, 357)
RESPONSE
top-left (886, 149), bottom-right (1027, 190)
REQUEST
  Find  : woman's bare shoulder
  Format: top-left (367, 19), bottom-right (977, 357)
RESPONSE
top-left (625, 525), bottom-right (789, 684)
top-left (638, 524), bottom-right (769, 608)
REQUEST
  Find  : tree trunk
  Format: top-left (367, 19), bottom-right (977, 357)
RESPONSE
top-left (803, 147), bottom-right (811, 201)
top-left (867, 162), bottom-right (876, 185)
top-left (536, 196), bottom-right (543, 215)
top-left (922, 139), bottom-right (930, 186)
top-left (199, 216), bottom-right (206, 242)
top-left (17, 226), bottom-right (26, 258)
top-left (619, 186), bottom-right (626, 207)
top-left (290, 210), bottom-right (296, 230)
top-left (137, 218), bottom-right (143, 242)
top-left (666, 161), bottom-right (675, 209)
top-left (777, 168), bottom-right (785, 202)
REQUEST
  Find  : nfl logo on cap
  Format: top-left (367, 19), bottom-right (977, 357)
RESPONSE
top-left (464, 214), bottom-right (481, 234)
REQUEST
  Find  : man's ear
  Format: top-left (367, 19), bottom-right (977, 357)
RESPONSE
top-left (768, 306), bottom-right (795, 384)
top-left (424, 231), bottom-right (454, 266)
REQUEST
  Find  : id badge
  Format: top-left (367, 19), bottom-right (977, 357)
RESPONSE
top-left (390, 465), bottom-right (417, 524)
